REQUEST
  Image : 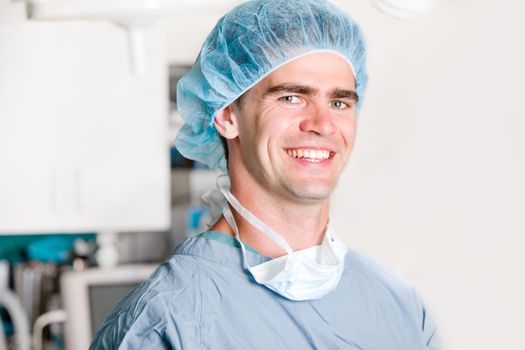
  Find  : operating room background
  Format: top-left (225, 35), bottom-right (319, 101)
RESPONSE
top-left (1, 0), bottom-right (523, 348)
top-left (168, 0), bottom-right (524, 348)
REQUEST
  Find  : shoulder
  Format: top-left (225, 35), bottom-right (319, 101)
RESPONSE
top-left (339, 247), bottom-right (425, 324)
top-left (340, 247), bottom-right (440, 348)
top-left (89, 247), bottom-right (219, 349)
top-left (344, 246), bottom-right (417, 297)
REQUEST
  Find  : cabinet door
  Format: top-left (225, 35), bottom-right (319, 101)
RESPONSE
top-left (0, 105), bottom-right (67, 232)
top-left (63, 81), bottom-right (171, 231)
top-left (0, 24), bottom-right (69, 233)
top-left (59, 26), bottom-right (170, 232)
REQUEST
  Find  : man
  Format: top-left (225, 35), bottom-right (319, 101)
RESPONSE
top-left (90, 0), bottom-right (439, 348)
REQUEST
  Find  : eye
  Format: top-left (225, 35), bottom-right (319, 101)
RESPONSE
top-left (330, 100), bottom-right (352, 110)
top-left (279, 95), bottom-right (302, 104)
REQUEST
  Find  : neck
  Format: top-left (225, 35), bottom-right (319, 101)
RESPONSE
top-left (210, 175), bottom-right (331, 258)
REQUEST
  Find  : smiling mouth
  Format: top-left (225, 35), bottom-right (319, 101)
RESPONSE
top-left (286, 149), bottom-right (333, 162)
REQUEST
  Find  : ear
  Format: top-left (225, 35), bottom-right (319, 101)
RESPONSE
top-left (214, 105), bottom-right (239, 139)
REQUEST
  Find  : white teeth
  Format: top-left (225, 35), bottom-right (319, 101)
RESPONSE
top-left (286, 149), bottom-right (331, 160)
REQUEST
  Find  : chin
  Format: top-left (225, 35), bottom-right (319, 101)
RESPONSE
top-left (285, 183), bottom-right (335, 202)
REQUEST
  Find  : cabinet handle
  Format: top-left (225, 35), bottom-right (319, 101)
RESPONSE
top-left (51, 170), bottom-right (58, 212)
top-left (74, 168), bottom-right (82, 212)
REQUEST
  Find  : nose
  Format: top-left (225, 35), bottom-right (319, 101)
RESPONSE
top-left (299, 103), bottom-right (336, 136)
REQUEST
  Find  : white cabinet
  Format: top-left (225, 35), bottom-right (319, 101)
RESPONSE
top-left (0, 81), bottom-right (67, 231)
top-left (0, 7), bottom-right (170, 233)
top-left (60, 76), bottom-right (170, 232)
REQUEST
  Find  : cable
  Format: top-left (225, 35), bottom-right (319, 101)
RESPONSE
top-left (0, 289), bottom-right (30, 350)
top-left (31, 309), bottom-right (68, 350)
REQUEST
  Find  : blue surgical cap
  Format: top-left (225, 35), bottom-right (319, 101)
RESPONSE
top-left (175, 0), bottom-right (368, 171)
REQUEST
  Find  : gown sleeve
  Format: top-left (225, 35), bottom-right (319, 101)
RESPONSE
top-left (89, 260), bottom-right (201, 350)
top-left (89, 299), bottom-right (176, 350)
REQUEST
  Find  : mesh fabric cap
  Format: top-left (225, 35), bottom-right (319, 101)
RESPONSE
top-left (175, 0), bottom-right (368, 171)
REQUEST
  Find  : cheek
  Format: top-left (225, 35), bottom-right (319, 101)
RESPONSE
top-left (238, 129), bottom-right (267, 162)
top-left (338, 118), bottom-right (357, 146)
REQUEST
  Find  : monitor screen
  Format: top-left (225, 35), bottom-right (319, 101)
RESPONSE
top-left (88, 283), bottom-right (140, 336)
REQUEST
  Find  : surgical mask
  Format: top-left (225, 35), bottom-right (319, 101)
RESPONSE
top-left (214, 179), bottom-right (348, 301)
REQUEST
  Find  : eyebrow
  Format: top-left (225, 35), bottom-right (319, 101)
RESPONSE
top-left (265, 84), bottom-right (314, 96)
top-left (264, 84), bottom-right (359, 102)
top-left (331, 88), bottom-right (359, 103)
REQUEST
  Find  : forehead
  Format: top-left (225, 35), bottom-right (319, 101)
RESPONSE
top-left (253, 52), bottom-right (356, 93)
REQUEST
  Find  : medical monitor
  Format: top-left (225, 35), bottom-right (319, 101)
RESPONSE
top-left (60, 264), bottom-right (156, 350)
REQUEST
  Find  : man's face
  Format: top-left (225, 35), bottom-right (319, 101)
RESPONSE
top-left (225, 52), bottom-right (358, 204)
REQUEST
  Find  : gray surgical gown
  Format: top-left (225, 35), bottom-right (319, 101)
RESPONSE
top-left (90, 232), bottom-right (440, 349)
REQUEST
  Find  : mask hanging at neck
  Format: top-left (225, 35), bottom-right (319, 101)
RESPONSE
top-left (207, 176), bottom-right (348, 301)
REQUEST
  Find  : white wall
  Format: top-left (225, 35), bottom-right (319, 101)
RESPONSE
top-left (165, 1), bottom-right (525, 349)
top-left (330, 0), bottom-right (525, 349)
